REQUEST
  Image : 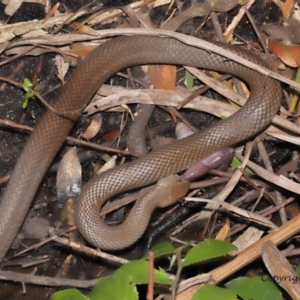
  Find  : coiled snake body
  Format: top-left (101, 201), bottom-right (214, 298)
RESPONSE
top-left (0, 35), bottom-right (281, 259)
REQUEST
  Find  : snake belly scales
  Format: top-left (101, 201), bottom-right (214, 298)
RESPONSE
top-left (0, 35), bottom-right (281, 261)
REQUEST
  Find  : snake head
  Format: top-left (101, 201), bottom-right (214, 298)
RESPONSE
top-left (156, 175), bottom-right (190, 208)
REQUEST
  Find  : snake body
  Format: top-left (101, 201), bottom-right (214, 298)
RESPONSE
top-left (0, 35), bottom-right (281, 259)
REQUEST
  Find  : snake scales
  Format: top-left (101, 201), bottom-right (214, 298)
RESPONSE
top-left (0, 35), bottom-right (281, 260)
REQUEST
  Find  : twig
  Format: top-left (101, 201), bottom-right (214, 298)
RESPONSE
top-left (0, 270), bottom-right (99, 289)
top-left (3, 28), bottom-right (300, 90)
top-left (235, 153), bottom-right (300, 194)
top-left (0, 119), bottom-right (139, 157)
top-left (257, 138), bottom-right (287, 223)
top-left (176, 212), bottom-right (300, 298)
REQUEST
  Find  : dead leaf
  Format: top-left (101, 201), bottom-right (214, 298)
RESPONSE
top-left (262, 241), bottom-right (300, 299)
top-left (269, 40), bottom-right (300, 68)
top-left (61, 198), bottom-right (76, 226)
top-left (215, 217), bottom-right (230, 240)
top-left (175, 122), bottom-right (194, 140)
top-left (146, 64), bottom-right (177, 122)
top-left (55, 53), bottom-right (69, 84)
top-left (82, 113), bottom-right (102, 139)
top-left (69, 42), bottom-right (98, 58)
top-left (105, 104), bottom-right (134, 120)
top-left (3, 0), bottom-right (23, 16)
top-left (97, 155), bottom-right (117, 174)
top-left (102, 128), bottom-right (121, 141)
top-left (56, 147), bottom-right (82, 204)
top-left (231, 227), bottom-right (264, 255)
top-left (147, 65), bottom-right (176, 90)
top-left (69, 21), bottom-right (93, 33)
top-left (282, 0), bottom-right (294, 18)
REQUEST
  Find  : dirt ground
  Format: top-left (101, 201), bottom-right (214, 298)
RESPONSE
top-left (0, 0), bottom-right (299, 299)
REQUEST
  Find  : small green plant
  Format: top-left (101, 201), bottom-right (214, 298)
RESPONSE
top-left (49, 240), bottom-right (282, 300)
top-left (49, 240), bottom-right (237, 299)
top-left (22, 78), bottom-right (35, 108)
top-left (185, 70), bottom-right (194, 90)
top-left (50, 259), bottom-right (171, 300)
top-left (230, 156), bottom-right (253, 174)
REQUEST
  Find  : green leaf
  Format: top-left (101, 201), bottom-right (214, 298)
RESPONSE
top-left (118, 260), bottom-right (171, 285)
top-left (295, 67), bottom-right (300, 93)
top-left (185, 70), bottom-right (194, 90)
top-left (225, 276), bottom-right (281, 300)
top-left (192, 285), bottom-right (237, 300)
top-left (182, 239), bottom-right (237, 267)
top-left (90, 271), bottom-right (137, 300)
top-left (296, 264), bottom-right (300, 277)
top-left (145, 242), bottom-right (176, 258)
top-left (230, 156), bottom-right (254, 174)
top-left (169, 241), bottom-right (194, 269)
top-left (23, 78), bottom-right (33, 92)
top-left (22, 78), bottom-right (35, 108)
top-left (22, 98), bottom-right (29, 109)
top-left (50, 288), bottom-right (89, 300)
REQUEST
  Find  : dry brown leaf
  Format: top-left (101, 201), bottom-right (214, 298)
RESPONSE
top-left (55, 53), bottom-right (69, 84)
top-left (269, 40), bottom-right (300, 68)
top-left (82, 113), bottom-right (102, 140)
top-left (102, 128), bottom-right (121, 141)
top-left (69, 43), bottom-right (98, 58)
top-left (147, 65), bottom-right (176, 90)
top-left (262, 241), bottom-right (300, 299)
top-left (3, 0), bottom-right (23, 16)
top-left (282, 0), bottom-right (294, 18)
top-left (97, 155), bottom-right (117, 175)
top-left (60, 198), bottom-right (76, 226)
top-left (175, 122), bottom-right (194, 140)
top-left (231, 227), bottom-right (264, 255)
top-left (56, 147), bottom-right (82, 204)
top-left (215, 218), bottom-right (230, 240)
top-left (69, 21), bottom-right (93, 33)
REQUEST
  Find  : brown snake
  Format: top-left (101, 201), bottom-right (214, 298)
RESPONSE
top-left (0, 35), bottom-right (281, 260)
